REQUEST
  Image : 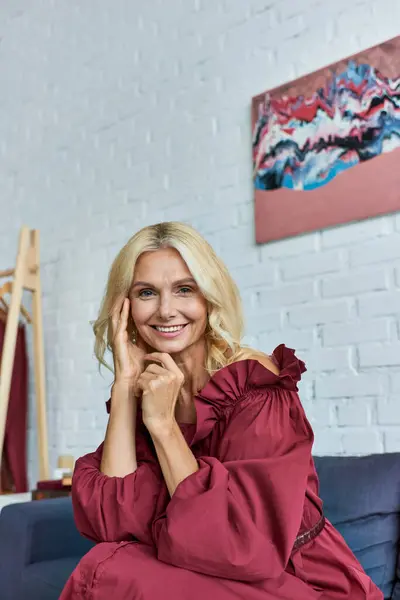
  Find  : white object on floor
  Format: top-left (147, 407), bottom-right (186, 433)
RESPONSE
top-left (53, 468), bottom-right (72, 480)
top-left (0, 492), bottom-right (31, 513)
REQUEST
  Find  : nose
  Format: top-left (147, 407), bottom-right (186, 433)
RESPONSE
top-left (158, 291), bottom-right (177, 321)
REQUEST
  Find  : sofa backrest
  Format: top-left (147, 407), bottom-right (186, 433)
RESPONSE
top-left (314, 453), bottom-right (400, 600)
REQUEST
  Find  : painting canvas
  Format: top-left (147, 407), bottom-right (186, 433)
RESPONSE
top-left (252, 36), bottom-right (400, 244)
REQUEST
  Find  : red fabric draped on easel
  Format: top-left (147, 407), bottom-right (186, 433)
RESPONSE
top-left (0, 319), bottom-right (28, 493)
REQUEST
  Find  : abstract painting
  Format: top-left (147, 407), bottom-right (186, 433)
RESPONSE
top-left (252, 36), bottom-right (400, 244)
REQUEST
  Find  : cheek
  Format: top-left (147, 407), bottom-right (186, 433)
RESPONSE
top-left (185, 299), bottom-right (208, 323)
top-left (130, 300), bottom-right (154, 325)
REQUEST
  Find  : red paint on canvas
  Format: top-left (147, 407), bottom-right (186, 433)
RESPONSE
top-left (252, 36), bottom-right (400, 244)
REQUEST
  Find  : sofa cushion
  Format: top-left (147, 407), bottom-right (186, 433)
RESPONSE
top-left (391, 547), bottom-right (400, 599)
top-left (26, 497), bottom-right (94, 563)
top-left (21, 556), bottom-right (81, 600)
top-left (314, 453), bottom-right (400, 600)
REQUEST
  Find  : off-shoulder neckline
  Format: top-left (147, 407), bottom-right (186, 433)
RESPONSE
top-left (195, 344), bottom-right (306, 399)
top-left (177, 345), bottom-right (306, 441)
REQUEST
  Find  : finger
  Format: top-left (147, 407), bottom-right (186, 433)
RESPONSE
top-left (119, 298), bottom-right (130, 330)
top-left (137, 371), bottom-right (159, 390)
top-left (136, 376), bottom-right (146, 391)
top-left (111, 295), bottom-right (125, 316)
top-left (144, 352), bottom-right (183, 378)
top-left (110, 296), bottom-right (125, 329)
top-left (137, 371), bottom-right (158, 383)
top-left (144, 363), bottom-right (166, 376)
top-left (113, 298), bottom-right (129, 335)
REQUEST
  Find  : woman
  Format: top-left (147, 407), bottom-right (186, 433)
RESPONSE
top-left (60, 222), bottom-right (382, 599)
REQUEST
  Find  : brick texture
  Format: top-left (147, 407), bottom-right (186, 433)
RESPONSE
top-left (0, 0), bottom-right (399, 484)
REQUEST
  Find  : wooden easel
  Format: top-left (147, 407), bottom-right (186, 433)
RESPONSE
top-left (0, 226), bottom-right (49, 483)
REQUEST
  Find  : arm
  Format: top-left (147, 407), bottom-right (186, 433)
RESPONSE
top-left (153, 388), bottom-right (313, 582)
top-left (100, 381), bottom-right (138, 476)
top-left (71, 296), bottom-right (162, 543)
top-left (137, 352), bottom-right (199, 496)
top-left (150, 421), bottom-right (198, 496)
top-left (100, 295), bottom-right (147, 477)
top-left (72, 409), bottom-right (162, 545)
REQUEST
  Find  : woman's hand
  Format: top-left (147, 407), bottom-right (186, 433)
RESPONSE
top-left (110, 297), bottom-right (146, 388)
top-left (137, 352), bottom-right (184, 433)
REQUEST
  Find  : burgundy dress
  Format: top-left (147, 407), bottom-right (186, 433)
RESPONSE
top-left (60, 345), bottom-right (383, 599)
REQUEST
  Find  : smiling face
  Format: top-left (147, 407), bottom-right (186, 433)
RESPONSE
top-left (129, 247), bottom-right (208, 355)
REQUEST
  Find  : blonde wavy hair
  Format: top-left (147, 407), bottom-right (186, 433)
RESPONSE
top-left (93, 221), bottom-right (254, 375)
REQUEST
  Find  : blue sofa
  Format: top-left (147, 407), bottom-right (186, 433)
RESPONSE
top-left (1, 453), bottom-right (400, 600)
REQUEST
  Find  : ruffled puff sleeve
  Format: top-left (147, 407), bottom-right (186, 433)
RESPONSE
top-left (153, 345), bottom-right (313, 582)
top-left (71, 405), bottom-right (162, 545)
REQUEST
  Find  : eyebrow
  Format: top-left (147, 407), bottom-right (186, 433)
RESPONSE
top-left (131, 277), bottom-right (197, 289)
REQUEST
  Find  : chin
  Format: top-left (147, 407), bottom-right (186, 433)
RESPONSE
top-left (140, 325), bottom-right (207, 355)
top-left (146, 334), bottom-right (201, 355)
top-left (151, 339), bottom-right (190, 354)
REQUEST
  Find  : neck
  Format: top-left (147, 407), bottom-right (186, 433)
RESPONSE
top-left (172, 338), bottom-right (209, 398)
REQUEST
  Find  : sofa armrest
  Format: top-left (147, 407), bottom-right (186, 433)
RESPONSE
top-left (0, 497), bottom-right (94, 567)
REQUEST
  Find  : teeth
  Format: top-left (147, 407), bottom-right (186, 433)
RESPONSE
top-left (155, 325), bottom-right (185, 333)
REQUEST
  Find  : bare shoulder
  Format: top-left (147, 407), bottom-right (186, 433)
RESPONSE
top-left (236, 348), bottom-right (280, 376)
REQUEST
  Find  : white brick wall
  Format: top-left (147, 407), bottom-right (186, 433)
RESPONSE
top-left (0, 1), bottom-right (399, 484)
